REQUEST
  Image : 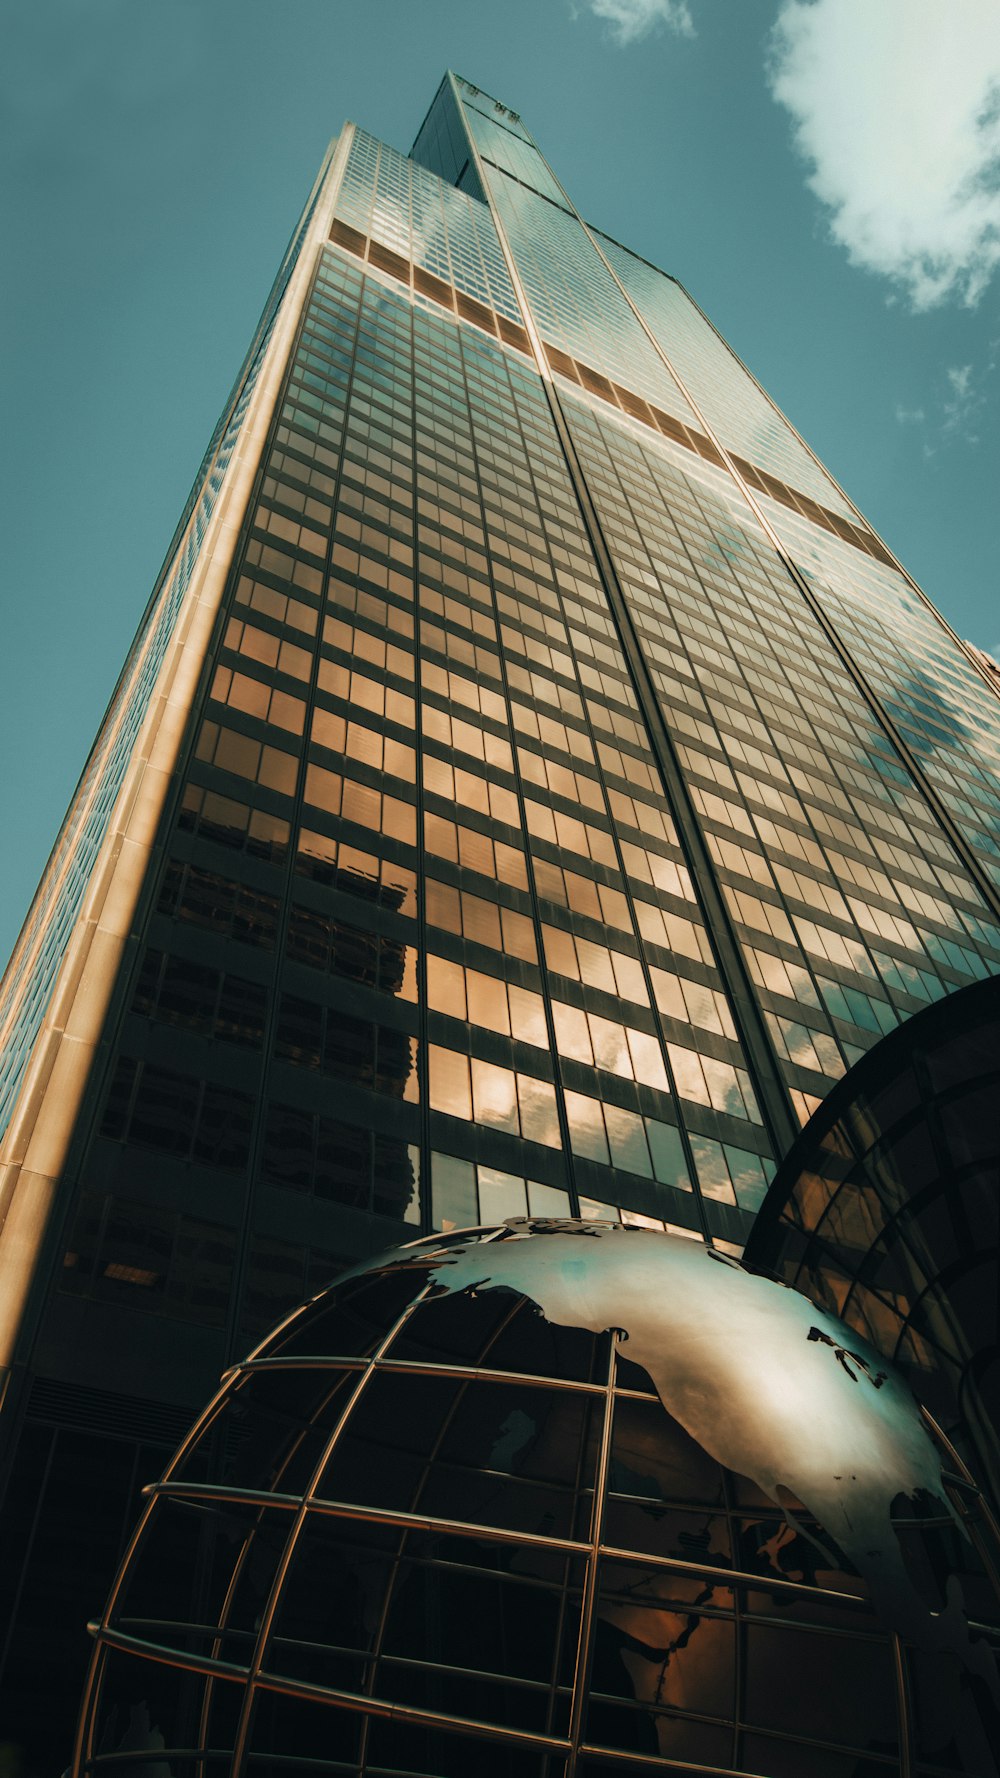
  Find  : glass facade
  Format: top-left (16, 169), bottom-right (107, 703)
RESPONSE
top-left (1, 70), bottom-right (999, 1772)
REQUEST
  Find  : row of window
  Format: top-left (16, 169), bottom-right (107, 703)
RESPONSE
top-left (430, 1151), bottom-right (570, 1233)
top-left (100, 1057), bottom-right (254, 1169)
top-left (274, 995), bottom-right (418, 1100)
top-left (427, 1043), bottom-right (558, 1148)
top-left (62, 1189), bottom-right (346, 1331)
top-left (158, 859), bottom-right (279, 950)
top-left (285, 902), bottom-right (417, 999)
top-left (261, 1101), bottom-right (419, 1223)
top-left (133, 949), bottom-right (266, 1050)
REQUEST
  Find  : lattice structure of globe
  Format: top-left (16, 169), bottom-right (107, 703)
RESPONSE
top-left (74, 1221), bottom-right (1000, 1777)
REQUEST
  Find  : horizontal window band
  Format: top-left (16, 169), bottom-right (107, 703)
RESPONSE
top-left (325, 222), bottom-right (888, 566)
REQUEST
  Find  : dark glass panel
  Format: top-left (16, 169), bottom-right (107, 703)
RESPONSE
top-left (215, 974), bottom-right (267, 1048)
top-left (263, 1101), bottom-right (313, 1192)
top-left (99, 1054), bottom-right (138, 1139)
top-left (275, 994), bottom-right (323, 1069)
top-left (167, 1219), bottom-right (236, 1325)
top-left (157, 956), bottom-right (220, 1031)
top-left (129, 1064), bottom-right (199, 1156)
top-left (316, 1118), bottom-right (371, 1207)
top-left (132, 946), bottom-right (163, 1017)
top-left (371, 1132), bottom-right (417, 1220)
top-left (177, 864), bottom-right (236, 936)
top-left (374, 1023), bottom-right (415, 1096)
top-left (193, 1083), bottom-right (254, 1170)
top-left (285, 901), bottom-right (331, 969)
top-left (324, 1013), bottom-right (376, 1086)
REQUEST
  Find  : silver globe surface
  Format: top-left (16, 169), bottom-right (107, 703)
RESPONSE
top-left (74, 1221), bottom-right (1000, 1777)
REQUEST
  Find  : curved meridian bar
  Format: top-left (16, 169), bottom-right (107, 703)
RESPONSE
top-left (745, 973), bottom-right (1000, 1519)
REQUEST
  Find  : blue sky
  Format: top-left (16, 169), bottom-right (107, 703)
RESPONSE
top-left (1, 0), bottom-right (998, 969)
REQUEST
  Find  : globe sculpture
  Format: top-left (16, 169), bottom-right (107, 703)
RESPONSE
top-left (73, 1221), bottom-right (1000, 1776)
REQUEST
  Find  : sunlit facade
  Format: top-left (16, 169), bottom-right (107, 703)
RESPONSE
top-left (2, 71), bottom-right (1000, 1769)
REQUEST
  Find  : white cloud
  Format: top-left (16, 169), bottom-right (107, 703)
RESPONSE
top-left (585, 0), bottom-right (694, 46)
top-left (768, 0), bottom-right (1000, 309)
top-left (942, 362), bottom-right (983, 440)
top-left (896, 363), bottom-right (986, 448)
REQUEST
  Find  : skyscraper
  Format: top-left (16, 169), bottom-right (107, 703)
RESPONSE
top-left (2, 70), bottom-right (1000, 1768)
